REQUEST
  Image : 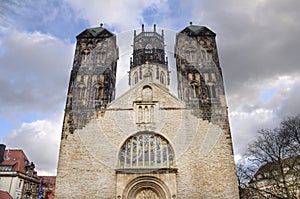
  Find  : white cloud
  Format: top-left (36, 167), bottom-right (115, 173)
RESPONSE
top-left (4, 114), bottom-right (62, 175)
top-left (0, 30), bottom-right (73, 175)
top-left (64, 0), bottom-right (171, 31)
top-left (228, 74), bottom-right (300, 156)
top-left (1, 0), bottom-right (300, 174)
top-left (183, 0), bottom-right (300, 157)
top-left (230, 107), bottom-right (275, 156)
top-left (0, 31), bottom-right (74, 115)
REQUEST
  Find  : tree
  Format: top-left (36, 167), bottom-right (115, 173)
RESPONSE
top-left (237, 115), bottom-right (300, 199)
top-left (280, 116), bottom-right (300, 157)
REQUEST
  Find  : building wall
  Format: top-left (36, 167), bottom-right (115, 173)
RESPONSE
top-left (0, 174), bottom-right (23, 199)
top-left (56, 82), bottom-right (239, 198)
top-left (56, 24), bottom-right (239, 199)
top-left (129, 63), bottom-right (169, 88)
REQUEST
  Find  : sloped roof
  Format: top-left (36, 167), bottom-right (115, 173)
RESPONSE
top-left (186, 24), bottom-right (205, 34)
top-left (0, 150), bottom-right (29, 174)
top-left (76, 25), bottom-right (114, 38)
top-left (86, 26), bottom-right (105, 36)
top-left (0, 190), bottom-right (13, 199)
top-left (255, 155), bottom-right (300, 177)
top-left (180, 23), bottom-right (215, 36)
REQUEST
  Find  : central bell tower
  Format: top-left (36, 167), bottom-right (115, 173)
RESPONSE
top-left (128, 24), bottom-right (170, 87)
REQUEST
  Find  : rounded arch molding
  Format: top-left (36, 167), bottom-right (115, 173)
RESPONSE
top-left (118, 131), bottom-right (175, 169)
top-left (122, 176), bottom-right (172, 199)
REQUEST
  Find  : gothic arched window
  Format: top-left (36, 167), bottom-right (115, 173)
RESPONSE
top-left (94, 84), bottom-right (103, 100)
top-left (119, 132), bottom-right (175, 168)
top-left (75, 84), bottom-right (86, 100)
top-left (93, 83), bottom-right (104, 108)
top-left (190, 81), bottom-right (200, 98)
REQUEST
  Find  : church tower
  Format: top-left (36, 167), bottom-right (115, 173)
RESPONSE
top-left (55, 23), bottom-right (239, 199)
top-left (175, 22), bottom-right (226, 121)
top-left (129, 24), bottom-right (170, 88)
top-left (60, 24), bottom-right (118, 138)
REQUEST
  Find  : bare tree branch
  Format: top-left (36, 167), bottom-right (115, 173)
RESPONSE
top-left (237, 115), bottom-right (300, 199)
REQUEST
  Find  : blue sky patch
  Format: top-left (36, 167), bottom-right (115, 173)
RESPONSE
top-left (260, 89), bottom-right (276, 103)
top-left (142, 4), bottom-right (159, 26)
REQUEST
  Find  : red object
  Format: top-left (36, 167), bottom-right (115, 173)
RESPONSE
top-left (1, 150), bottom-right (30, 174)
top-left (0, 190), bottom-right (13, 199)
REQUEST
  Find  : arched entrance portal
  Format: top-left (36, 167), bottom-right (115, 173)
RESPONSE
top-left (123, 176), bottom-right (171, 199)
top-left (135, 188), bottom-right (159, 199)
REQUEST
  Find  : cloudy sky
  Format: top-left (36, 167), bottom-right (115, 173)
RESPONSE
top-left (0, 0), bottom-right (299, 175)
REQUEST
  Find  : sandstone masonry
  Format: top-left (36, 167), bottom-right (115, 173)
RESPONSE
top-left (55, 23), bottom-right (239, 199)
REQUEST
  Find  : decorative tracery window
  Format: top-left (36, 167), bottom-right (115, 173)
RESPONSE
top-left (119, 132), bottom-right (175, 168)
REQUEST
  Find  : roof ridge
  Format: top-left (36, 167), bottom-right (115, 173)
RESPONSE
top-left (87, 26), bottom-right (105, 36)
top-left (187, 24), bottom-right (205, 34)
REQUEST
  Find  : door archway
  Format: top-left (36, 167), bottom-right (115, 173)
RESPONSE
top-left (123, 176), bottom-right (171, 199)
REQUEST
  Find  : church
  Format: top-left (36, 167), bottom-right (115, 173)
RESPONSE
top-left (55, 22), bottom-right (239, 198)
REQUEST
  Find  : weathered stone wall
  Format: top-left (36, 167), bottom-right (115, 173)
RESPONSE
top-left (56, 24), bottom-right (239, 199)
top-left (56, 82), bottom-right (239, 198)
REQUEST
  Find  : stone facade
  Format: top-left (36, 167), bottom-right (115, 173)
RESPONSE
top-left (55, 23), bottom-right (239, 198)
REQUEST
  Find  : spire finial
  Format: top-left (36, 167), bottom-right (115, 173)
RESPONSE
top-left (154, 24), bottom-right (156, 32)
top-left (100, 23), bottom-right (103, 27)
top-left (142, 24), bottom-right (144, 32)
top-left (190, 21), bottom-right (192, 25)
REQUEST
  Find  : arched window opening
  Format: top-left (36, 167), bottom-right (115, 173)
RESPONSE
top-left (136, 104), bottom-right (155, 124)
top-left (81, 49), bottom-right (90, 63)
top-left (211, 85), bottom-right (217, 98)
top-left (119, 132), bottom-right (175, 169)
top-left (80, 87), bottom-right (86, 100)
top-left (211, 73), bottom-right (216, 82)
top-left (75, 84), bottom-right (86, 100)
top-left (94, 84), bottom-right (103, 100)
top-left (190, 81), bottom-right (200, 98)
top-left (204, 73), bottom-right (209, 82)
top-left (142, 86), bottom-right (153, 101)
top-left (150, 105), bottom-right (154, 123)
top-left (133, 72), bottom-right (138, 84)
top-left (94, 84), bottom-right (103, 108)
top-left (138, 106), bottom-right (143, 123)
top-left (160, 72), bottom-right (166, 84)
top-left (144, 106), bottom-right (150, 123)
